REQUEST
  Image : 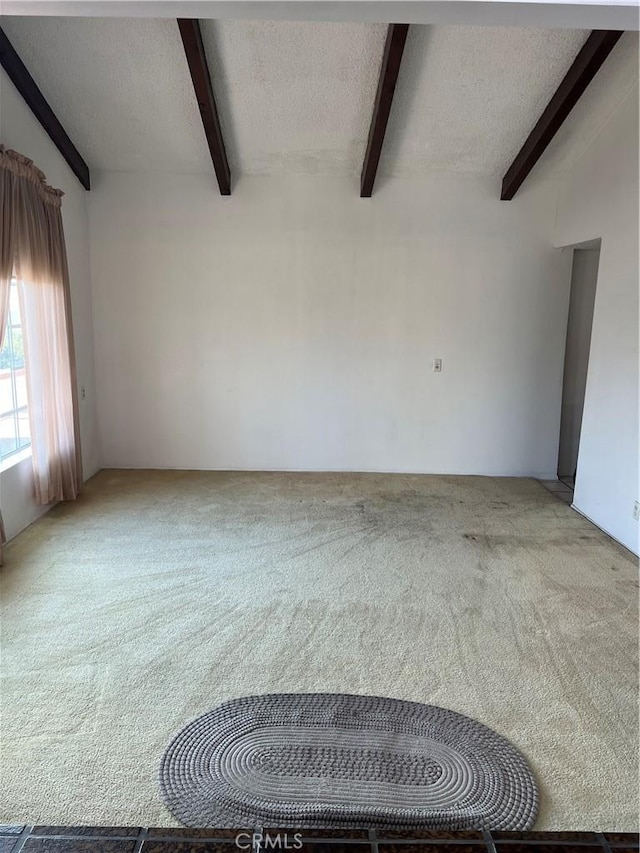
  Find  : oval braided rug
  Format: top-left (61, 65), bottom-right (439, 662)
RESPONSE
top-left (158, 693), bottom-right (538, 830)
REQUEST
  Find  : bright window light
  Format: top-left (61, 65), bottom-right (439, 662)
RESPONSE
top-left (0, 277), bottom-right (30, 462)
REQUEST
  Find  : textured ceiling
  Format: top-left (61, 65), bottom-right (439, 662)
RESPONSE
top-left (1, 16), bottom-right (631, 180)
top-left (380, 25), bottom-right (586, 176)
top-left (200, 19), bottom-right (387, 175)
top-left (534, 30), bottom-right (638, 179)
top-left (1, 17), bottom-right (212, 173)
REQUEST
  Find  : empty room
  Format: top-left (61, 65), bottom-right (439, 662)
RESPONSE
top-left (0, 0), bottom-right (638, 849)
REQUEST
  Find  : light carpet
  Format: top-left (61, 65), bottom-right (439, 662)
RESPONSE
top-left (0, 470), bottom-right (637, 829)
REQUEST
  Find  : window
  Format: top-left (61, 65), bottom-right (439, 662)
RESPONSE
top-left (0, 277), bottom-right (30, 462)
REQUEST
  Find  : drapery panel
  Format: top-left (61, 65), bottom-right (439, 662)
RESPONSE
top-left (0, 146), bottom-right (82, 562)
top-left (0, 156), bottom-right (13, 558)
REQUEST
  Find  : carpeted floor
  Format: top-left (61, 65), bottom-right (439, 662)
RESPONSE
top-left (0, 471), bottom-right (637, 830)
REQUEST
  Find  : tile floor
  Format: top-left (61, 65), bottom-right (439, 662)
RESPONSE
top-left (539, 479), bottom-right (574, 505)
top-left (0, 827), bottom-right (638, 853)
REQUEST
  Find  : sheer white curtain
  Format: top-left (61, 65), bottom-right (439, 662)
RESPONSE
top-left (0, 147), bottom-right (82, 563)
top-left (0, 163), bottom-right (13, 561)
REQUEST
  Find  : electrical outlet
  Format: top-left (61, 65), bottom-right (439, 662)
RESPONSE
top-left (633, 501), bottom-right (639, 521)
top-left (81, 386), bottom-right (86, 400)
top-left (433, 358), bottom-right (443, 373)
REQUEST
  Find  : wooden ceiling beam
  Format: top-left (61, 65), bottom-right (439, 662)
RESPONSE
top-left (0, 26), bottom-right (90, 190)
top-left (501, 29), bottom-right (623, 200)
top-left (177, 18), bottom-right (231, 195)
top-left (360, 23), bottom-right (409, 198)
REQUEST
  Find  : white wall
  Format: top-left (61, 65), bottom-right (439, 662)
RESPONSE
top-left (554, 82), bottom-right (639, 554)
top-left (0, 67), bottom-right (100, 541)
top-left (89, 170), bottom-right (571, 477)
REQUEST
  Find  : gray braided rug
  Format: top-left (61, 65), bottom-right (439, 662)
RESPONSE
top-left (158, 693), bottom-right (538, 830)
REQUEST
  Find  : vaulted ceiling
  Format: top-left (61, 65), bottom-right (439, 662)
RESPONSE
top-left (1, 15), bottom-right (637, 187)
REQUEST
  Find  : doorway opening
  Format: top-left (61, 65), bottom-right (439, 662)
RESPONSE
top-left (557, 242), bottom-right (600, 492)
